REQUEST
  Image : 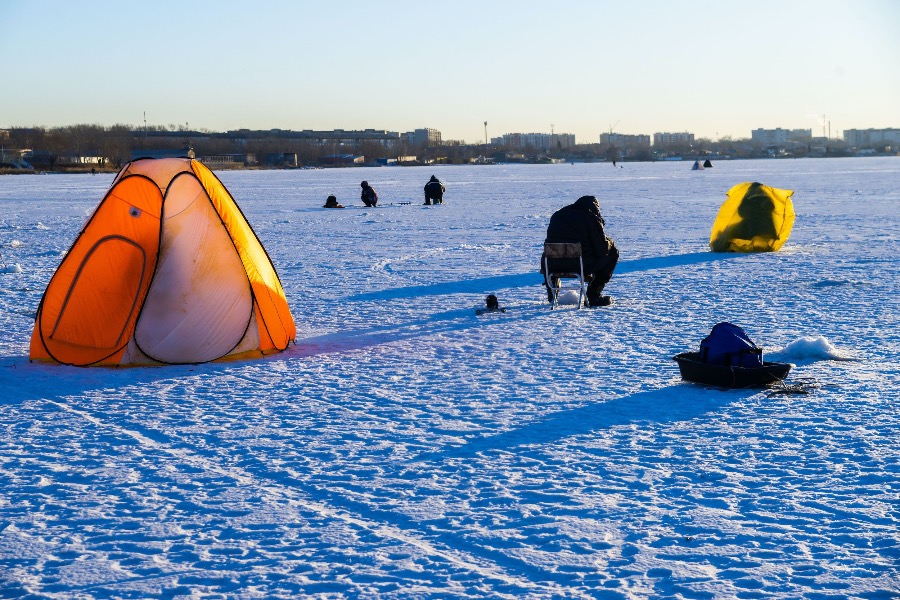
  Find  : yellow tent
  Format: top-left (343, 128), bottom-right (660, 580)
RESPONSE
top-left (30, 158), bottom-right (296, 366)
top-left (709, 182), bottom-right (795, 253)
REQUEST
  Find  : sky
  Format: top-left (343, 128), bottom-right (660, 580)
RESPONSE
top-left (2, 0), bottom-right (898, 143)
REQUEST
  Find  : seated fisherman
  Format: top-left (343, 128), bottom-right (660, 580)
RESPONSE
top-left (423, 175), bottom-right (445, 205)
top-left (541, 195), bottom-right (619, 307)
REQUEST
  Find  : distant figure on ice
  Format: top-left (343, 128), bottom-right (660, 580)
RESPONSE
top-left (360, 181), bottom-right (378, 207)
top-left (323, 194), bottom-right (344, 208)
top-left (541, 195), bottom-right (619, 307)
top-left (424, 175), bottom-right (445, 205)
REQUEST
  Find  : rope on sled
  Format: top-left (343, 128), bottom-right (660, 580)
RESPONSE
top-left (766, 377), bottom-right (820, 396)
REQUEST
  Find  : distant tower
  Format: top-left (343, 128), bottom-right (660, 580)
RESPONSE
top-left (484, 121), bottom-right (488, 145)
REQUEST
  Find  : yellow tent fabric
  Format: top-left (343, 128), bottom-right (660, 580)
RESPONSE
top-left (709, 182), bottom-right (795, 253)
top-left (30, 158), bottom-right (296, 366)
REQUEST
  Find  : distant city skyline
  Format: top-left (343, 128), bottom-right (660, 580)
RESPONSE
top-left (2, 1), bottom-right (898, 144)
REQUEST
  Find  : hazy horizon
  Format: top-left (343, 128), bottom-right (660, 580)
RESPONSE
top-left (2, 0), bottom-right (898, 144)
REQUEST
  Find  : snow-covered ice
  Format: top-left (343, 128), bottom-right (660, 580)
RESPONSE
top-left (1, 158), bottom-right (898, 598)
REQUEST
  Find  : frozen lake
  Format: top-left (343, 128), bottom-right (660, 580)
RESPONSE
top-left (1, 157), bottom-right (898, 598)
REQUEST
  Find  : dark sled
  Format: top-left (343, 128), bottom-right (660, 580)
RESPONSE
top-left (673, 351), bottom-right (791, 389)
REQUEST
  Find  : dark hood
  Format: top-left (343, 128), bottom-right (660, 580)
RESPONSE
top-left (574, 195), bottom-right (601, 216)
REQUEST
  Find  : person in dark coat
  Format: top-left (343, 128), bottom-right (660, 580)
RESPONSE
top-left (424, 175), bottom-right (445, 205)
top-left (360, 181), bottom-right (378, 207)
top-left (323, 194), bottom-right (344, 208)
top-left (541, 195), bottom-right (619, 307)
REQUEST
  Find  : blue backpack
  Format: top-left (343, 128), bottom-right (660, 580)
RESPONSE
top-left (699, 322), bottom-right (763, 368)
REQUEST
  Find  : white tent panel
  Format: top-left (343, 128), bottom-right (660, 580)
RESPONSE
top-left (134, 174), bottom-right (253, 363)
top-left (230, 310), bottom-right (262, 356)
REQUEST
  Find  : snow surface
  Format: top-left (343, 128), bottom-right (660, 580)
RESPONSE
top-left (0, 158), bottom-right (898, 598)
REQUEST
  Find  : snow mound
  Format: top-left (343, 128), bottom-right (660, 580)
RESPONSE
top-left (1, 264), bottom-right (22, 274)
top-left (768, 336), bottom-right (856, 362)
top-left (557, 290), bottom-right (581, 305)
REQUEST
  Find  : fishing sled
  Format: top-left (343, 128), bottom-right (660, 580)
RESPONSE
top-left (673, 352), bottom-right (791, 388)
top-left (674, 322), bottom-right (791, 388)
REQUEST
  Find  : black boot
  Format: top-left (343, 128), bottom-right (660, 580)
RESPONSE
top-left (587, 283), bottom-right (611, 307)
top-left (587, 293), bottom-right (611, 307)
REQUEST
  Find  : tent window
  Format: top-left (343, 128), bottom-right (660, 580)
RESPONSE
top-left (50, 236), bottom-right (147, 350)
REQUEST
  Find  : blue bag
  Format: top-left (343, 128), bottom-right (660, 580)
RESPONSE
top-left (699, 322), bottom-right (763, 368)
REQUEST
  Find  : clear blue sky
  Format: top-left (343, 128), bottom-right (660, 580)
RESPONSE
top-left (2, 0), bottom-right (898, 143)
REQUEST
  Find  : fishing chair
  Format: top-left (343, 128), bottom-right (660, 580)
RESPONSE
top-left (542, 242), bottom-right (590, 309)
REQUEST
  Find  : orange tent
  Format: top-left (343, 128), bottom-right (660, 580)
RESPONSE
top-left (30, 158), bottom-right (296, 366)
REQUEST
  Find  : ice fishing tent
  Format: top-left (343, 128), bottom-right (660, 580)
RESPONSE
top-left (709, 181), bottom-right (795, 253)
top-left (30, 158), bottom-right (296, 366)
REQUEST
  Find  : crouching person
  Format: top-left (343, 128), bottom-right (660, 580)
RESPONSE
top-left (424, 175), bottom-right (445, 205)
top-left (541, 195), bottom-right (619, 307)
top-left (360, 181), bottom-right (378, 207)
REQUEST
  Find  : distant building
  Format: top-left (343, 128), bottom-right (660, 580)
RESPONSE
top-left (601, 133), bottom-right (650, 146)
top-left (405, 128), bottom-right (442, 148)
top-left (502, 133), bottom-right (524, 148)
top-left (550, 134), bottom-right (576, 150)
top-left (197, 154), bottom-right (255, 167)
top-left (57, 152), bottom-right (106, 165)
top-left (22, 150), bottom-right (55, 168)
top-left (263, 152), bottom-right (298, 167)
top-left (750, 128), bottom-right (812, 145)
top-left (228, 129), bottom-right (403, 148)
top-left (130, 148), bottom-right (195, 160)
top-left (653, 132), bottom-right (695, 146)
top-left (1, 147), bottom-right (28, 165)
top-left (320, 154), bottom-right (365, 165)
top-left (494, 132), bottom-right (575, 151)
top-left (843, 128), bottom-right (900, 148)
top-left (315, 129), bottom-right (400, 147)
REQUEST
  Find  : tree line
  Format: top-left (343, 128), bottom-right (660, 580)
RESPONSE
top-left (1, 124), bottom-right (859, 172)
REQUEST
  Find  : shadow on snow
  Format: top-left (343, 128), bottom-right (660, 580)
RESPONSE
top-left (411, 384), bottom-right (751, 464)
top-left (347, 250), bottom-right (746, 301)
